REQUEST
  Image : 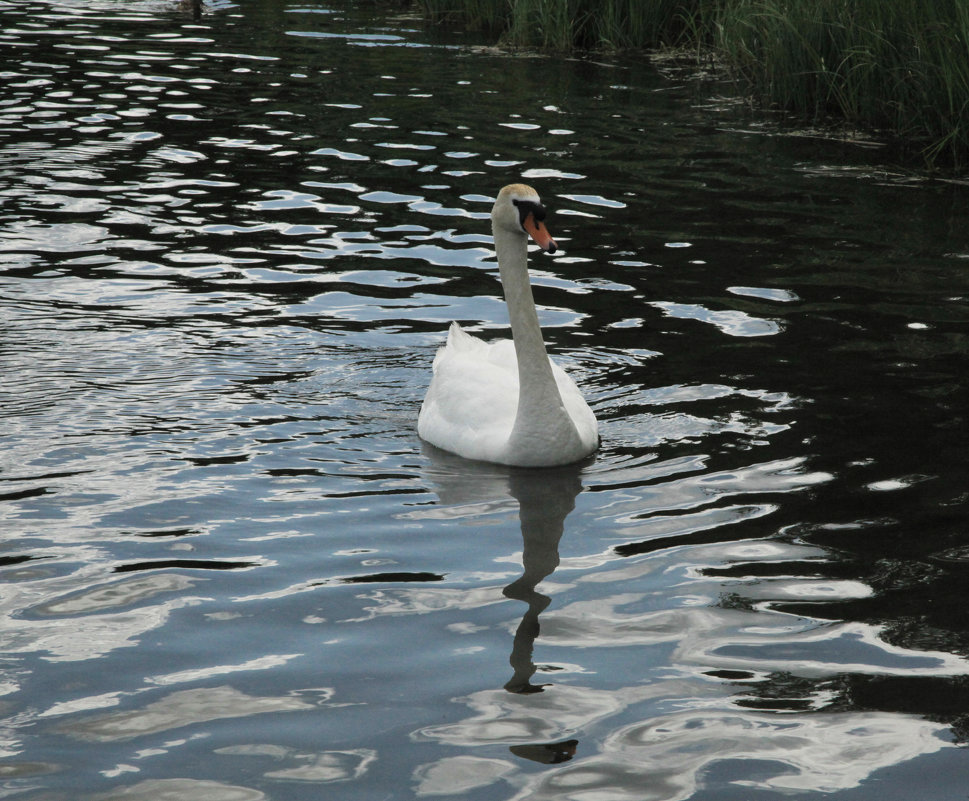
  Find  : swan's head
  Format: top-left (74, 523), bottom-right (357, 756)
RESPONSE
top-left (492, 183), bottom-right (557, 254)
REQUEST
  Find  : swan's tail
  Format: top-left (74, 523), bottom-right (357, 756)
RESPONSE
top-left (445, 321), bottom-right (477, 349)
top-left (431, 321), bottom-right (488, 370)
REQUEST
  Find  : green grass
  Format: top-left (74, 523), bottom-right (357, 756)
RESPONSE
top-left (716, 0), bottom-right (969, 169)
top-left (416, 0), bottom-right (969, 170)
top-left (419, 0), bottom-right (706, 50)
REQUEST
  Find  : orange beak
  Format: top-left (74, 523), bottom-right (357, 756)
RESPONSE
top-left (522, 213), bottom-right (557, 254)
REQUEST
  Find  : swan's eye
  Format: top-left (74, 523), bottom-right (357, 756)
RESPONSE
top-left (513, 199), bottom-right (547, 227)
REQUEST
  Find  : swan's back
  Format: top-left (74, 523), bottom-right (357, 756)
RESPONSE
top-left (418, 323), bottom-right (520, 464)
top-left (418, 323), bottom-right (597, 467)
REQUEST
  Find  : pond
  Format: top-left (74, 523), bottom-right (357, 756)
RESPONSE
top-left (2, 1), bottom-right (969, 799)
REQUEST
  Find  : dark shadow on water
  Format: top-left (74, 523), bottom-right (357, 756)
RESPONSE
top-left (340, 571), bottom-right (445, 584)
top-left (510, 738), bottom-right (579, 764)
top-left (112, 559), bottom-right (259, 573)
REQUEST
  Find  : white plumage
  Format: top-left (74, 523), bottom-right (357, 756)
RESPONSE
top-left (418, 184), bottom-right (599, 467)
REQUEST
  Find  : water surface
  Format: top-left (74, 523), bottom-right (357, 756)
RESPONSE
top-left (3, 1), bottom-right (969, 799)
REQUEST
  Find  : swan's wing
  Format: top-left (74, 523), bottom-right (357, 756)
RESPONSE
top-left (419, 323), bottom-right (598, 464)
top-left (418, 324), bottom-right (520, 462)
top-left (551, 360), bottom-right (599, 450)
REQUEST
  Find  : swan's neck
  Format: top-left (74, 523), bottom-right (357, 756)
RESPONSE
top-left (494, 225), bottom-right (578, 449)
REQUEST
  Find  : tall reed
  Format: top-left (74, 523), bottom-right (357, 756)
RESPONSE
top-left (716, 0), bottom-right (969, 168)
top-left (417, 0), bottom-right (969, 169)
top-left (419, 0), bottom-right (707, 50)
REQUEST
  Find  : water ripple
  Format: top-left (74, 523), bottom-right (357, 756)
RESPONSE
top-left (3, 3), bottom-right (969, 800)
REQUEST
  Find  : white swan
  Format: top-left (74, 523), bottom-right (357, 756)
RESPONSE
top-left (418, 183), bottom-right (599, 467)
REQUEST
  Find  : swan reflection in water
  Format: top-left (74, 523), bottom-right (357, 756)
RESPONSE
top-left (420, 443), bottom-right (587, 764)
top-left (415, 446), bottom-right (960, 798)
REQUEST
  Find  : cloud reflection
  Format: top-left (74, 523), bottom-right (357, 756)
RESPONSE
top-left (414, 680), bottom-right (703, 748)
top-left (507, 708), bottom-right (951, 800)
top-left (62, 686), bottom-right (314, 742)
top-left (2, 579), bottom-right (204, 663)
top-left (94, 778), bottom-right (266, 800)
top-left (261, 749), bottom-right (375, 782)
top-left (413, 755), bottom-right (516, 796)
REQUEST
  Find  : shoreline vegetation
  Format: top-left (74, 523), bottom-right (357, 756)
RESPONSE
top-left (416, 0), bottom-right (969, 172)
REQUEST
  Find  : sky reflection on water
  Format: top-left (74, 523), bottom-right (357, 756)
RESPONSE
top-left (2, 0), bottom-right (969, 799)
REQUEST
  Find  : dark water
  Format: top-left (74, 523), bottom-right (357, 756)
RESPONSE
top-left (3, 1), bottom-right (969, 799)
